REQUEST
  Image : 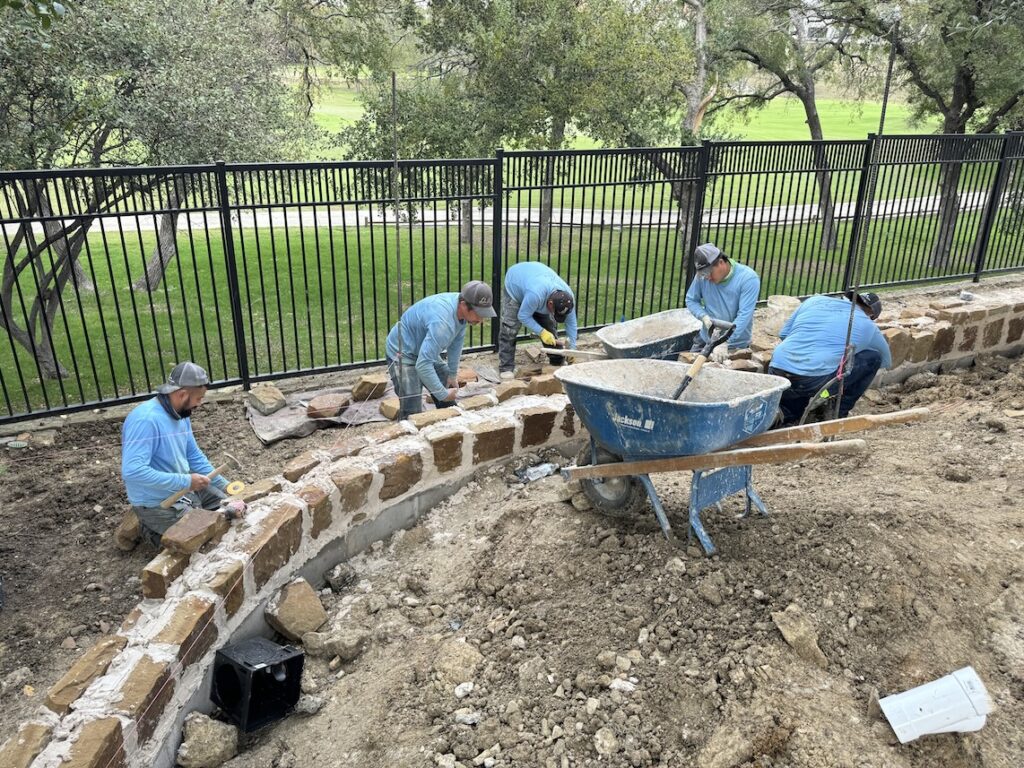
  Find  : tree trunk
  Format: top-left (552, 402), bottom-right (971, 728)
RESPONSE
top-left (928, 119), bottom-right (968, 269)
top-left (800, 93), bottom-right (838, 251)
top-left (132, 177), bottom-right (186, 291)
top-left (681, 0), bottom-right (711, 143)
top-left (459, 201), bottom-right (473, 244)
top-left (538, 118), bottom-right (566, 249)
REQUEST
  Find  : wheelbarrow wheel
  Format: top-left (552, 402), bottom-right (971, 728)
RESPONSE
top-left (575, 445), bottom-right (649, 519)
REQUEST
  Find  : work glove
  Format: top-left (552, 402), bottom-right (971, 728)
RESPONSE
top-left (221, 499), bottom-right (247, 520)
top-left (701, 315), bottom-right (714, 331)
top-left (709, 344), bottom-right (729, 364)
top-left (539, 329), bottom-right (558, 347)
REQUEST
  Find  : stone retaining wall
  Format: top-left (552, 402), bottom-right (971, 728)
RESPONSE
top-left (0, 395), bottom-right (579, 768)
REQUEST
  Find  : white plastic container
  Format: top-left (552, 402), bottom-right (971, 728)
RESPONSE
top-left (879, 666), bottom-right (992, 744)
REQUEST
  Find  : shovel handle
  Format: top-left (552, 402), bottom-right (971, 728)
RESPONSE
top-left (673, 319), bottom-right (736, 400)
top-left (160, 461), bottom-right (230, 509)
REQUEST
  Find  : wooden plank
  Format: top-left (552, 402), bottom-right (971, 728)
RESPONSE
top-left (539, 347), bottom-right (608, 359)
top-left (564, 439), bottom-right (867, 481)
top-left (731, 407), bottom-right (931, 448)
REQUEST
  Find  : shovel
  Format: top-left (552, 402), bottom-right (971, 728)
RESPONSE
top-left (672, 318), bottom-right (735, 400)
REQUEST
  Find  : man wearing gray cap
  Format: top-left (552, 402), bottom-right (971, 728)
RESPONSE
top-left (121, 361), bottom-right (233, 546)
top-left (685, 242), bottom-right (760, 361)
top-left (386, 280), bottom-right (496, 419)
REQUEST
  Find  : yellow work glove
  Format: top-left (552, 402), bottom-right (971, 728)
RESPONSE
top-left (539, 329), bottom-right (557, 346)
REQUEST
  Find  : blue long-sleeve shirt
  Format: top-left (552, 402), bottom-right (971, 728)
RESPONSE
top-left (685, 261), bottom-right (760, 349)
top-left (769, 295), bottom-right (892, 376)
top-left (121, 398), bottom-right (228, 508)
top-left (386, 293), bottom-right (466, 401)
top-left (504, 262), bottom-right (578, 348)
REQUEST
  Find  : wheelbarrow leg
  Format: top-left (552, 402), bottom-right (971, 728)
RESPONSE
top-left (635, 474), bottom-right (675, 543)
top-left (739, 466), bottom-right (769, 520)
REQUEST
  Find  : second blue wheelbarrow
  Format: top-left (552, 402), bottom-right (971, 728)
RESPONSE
top-left (556, 359), bottom-right (928, 554)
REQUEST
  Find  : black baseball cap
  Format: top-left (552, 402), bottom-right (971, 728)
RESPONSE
top-left (549, 290), bottom-right (574, 322)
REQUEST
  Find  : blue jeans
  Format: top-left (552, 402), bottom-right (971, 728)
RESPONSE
top-left (769, 350), bottom-right (883, 426)
top-left (387, 358), bottom-right (454, 419)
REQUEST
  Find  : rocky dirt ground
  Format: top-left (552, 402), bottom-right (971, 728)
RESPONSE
top-left (2, 353), bottom-right (1023, 768)
top-left (216, 354), bottom-right (1023, 768)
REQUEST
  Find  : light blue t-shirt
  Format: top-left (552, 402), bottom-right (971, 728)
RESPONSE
top-left (386, 293), bottom-right (466, 401)
top-left (770, 295), bottom-right (892, 376)
top-left (121, 397), bottom-right (227, 508)
top-left (685, 261), bottom-right (760, 349)
top-left (504, 261), bottom-right (578, 348)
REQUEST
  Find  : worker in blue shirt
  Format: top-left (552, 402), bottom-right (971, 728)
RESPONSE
top-left (768, 291), bottom-right (892, 426)
top-left (121, 361), bottom-right (235, 547)
top-left (685, 243), bottom-right (760, 361)
top-left (386, 280), bottom-right (496, 419)
top-left (499, 261), bottom-right (578, 378)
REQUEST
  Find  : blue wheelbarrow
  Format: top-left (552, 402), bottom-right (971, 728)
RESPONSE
top-left (596, 308), bottom-right (702, 361)
top-left (556, 359), bottom-right (926, 554)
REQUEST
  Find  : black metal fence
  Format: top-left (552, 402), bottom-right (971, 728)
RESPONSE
top-left (1, 132), bottom-right (1022, 423)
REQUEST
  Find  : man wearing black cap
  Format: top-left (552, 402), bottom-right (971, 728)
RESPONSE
top-left (499, 261), bottom-right (578, 378)
top-left (768, 291), bottom-right (892, 425)
top-left (121, 361), bottom-right (235, 546)
top-left (386, 280), bottom-right (496, 419)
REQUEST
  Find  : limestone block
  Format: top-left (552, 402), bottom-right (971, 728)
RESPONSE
top-left (428, 430), bottom-right (464, 474)
top-left (983, 317), bottom-right (1005, 348)
top-left (248, 384), bottom-right (286, 416)
top-left (1007, 316), bottom-right (1024, 344)
top-left (881, 327), bottom-right (911, 368)
top-left (266, 579), bottom-right (327, 642)
top-left (930, 323), bottom-right (956, 360)
top-left (306, 393), bottom-right (351, 419)
top-left (526, 374), bottom-right (563, 396)
top-left (752, 351), bottom-right (773, 370)
top-left (377, 450), bottom-right (423, 500)
top-left (929, 298), bottom-right (964, 312)
top-left (283, 451), bottom-right (320, 483)
top-left (352, 373), bottom-right (389, 401)
top-left (330, 465), bottom-right (374, 513)
top-left (771, 604), bottom-right (828, 669)
top-left (207, 559), bottom-right (245, 618)
top-left (141, 549), bottom-right (190, 599)
top-left (114, 656), bottom-right (175, 743)
top-left (176, 712), bottom-right (238, 768)
top-left (154, 595), bottom-right (217, 667)
top-left (370, 423), bottom-right (409, 444)
top-left (958, 325), bottom-right (979, 352)
top-left (517, 406), bottom-right (559, 448)
top-left (62, 717), bottom-right (124, 768)
top-left (0, 722), bottom-right (52, 768)
top-left (236, 478), bottom-right (281, 504)
top-left (727, 359), bottom-right (762, 373)
top-left (379, 397), bottom-right (401, 420)
top-left (161, 509), bottom-right (229, 555)
top-left (408, 408), bottom-right (458, 429)
top-left (298, 485), bottom-right (332, 538)
top-left (302, 628), bottom-right (370, 662)
top-left (459, 394), bottom-right (495, 411)
top-left (471, 420), bottom-right (516, 464)
top-left (907, 330), bottom-right (935, 363)
top-left (729, 348), bottom-right (753, 360)
top-left (328, 435), bottom-right (370, 459)
top-left (113, 509), bottom-right (140, 552)
top-left (45, 635), bottom-right (128, 715)
top-left (495, 380), bottom-right (528, 402)
top-left (241, 502), bottom-right (303, 588)
top-left (120, 607), bottom-right (143, 634)
top-left (456, 367), bottom-right (478, 384)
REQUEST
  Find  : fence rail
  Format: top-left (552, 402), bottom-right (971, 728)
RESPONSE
top-left (1, 133), bottom-right (1022, 424)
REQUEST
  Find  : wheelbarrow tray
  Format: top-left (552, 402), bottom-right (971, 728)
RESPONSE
top-left (596, 309), bottom-right (702, 361)
top-left (555, 359), bottom-right (790, 458)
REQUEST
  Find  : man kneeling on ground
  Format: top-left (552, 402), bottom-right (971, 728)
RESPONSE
top-left (121, 362), bottom-right (236, 547)
top-left (767, 291), bottom-right (892, 426)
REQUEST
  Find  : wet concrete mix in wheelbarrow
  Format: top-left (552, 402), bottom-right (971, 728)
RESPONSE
top-left (214, 354), bottom-right (1023, 768)
top-left (2, 354), bottom-right (1024, 768)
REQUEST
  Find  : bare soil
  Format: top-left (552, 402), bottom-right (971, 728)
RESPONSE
top-left (2, 352), bottom-right (1023, 768)
top-left (219, 354), bottom-right (1023, 768)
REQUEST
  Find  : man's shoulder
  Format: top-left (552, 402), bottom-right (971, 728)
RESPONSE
top-left (734, 262), bottom-right (760, 282)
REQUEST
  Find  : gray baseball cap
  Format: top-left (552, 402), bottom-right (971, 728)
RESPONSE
top-left (694, 243), bottom-right (724, 276)
top-left (156, 361), bottom-right (210, 394)
top-left (460, 280), bottom-right (497, 318)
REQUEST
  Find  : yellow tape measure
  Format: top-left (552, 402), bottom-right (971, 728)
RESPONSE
top-left (226, 480), bottom-right (245, 496)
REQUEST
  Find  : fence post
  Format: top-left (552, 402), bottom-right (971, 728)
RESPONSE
top-left (683, 141), bottom-right (711, 296)
top-left (841, 134), bottom-right (876, 292)
top-left (214, 161), bottom-right (251, 390)
top-left (491, 148), bottom-right (504, 349)
top-left (972, 132), bottom-right (1015, 282)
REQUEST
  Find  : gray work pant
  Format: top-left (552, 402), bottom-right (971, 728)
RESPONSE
top-left (498, 288), bottom-right (562, 373)
top-left (387, 358), bottom-right (455, 420)
top-left (133, 487), bottom-right (224, 548)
